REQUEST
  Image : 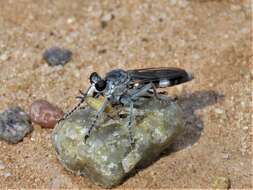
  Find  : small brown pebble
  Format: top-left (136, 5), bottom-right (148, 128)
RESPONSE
top-left (29, 100), bottom-right (64, 129)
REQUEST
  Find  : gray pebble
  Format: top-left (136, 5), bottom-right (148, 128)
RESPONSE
top-left (0, 107), bottom-right (32, 144)
top-left (43, 47), bottom-right (72, 66)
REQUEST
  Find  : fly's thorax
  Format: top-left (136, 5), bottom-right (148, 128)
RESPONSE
top-left (105, 69), bottom-right (130, 86)
top-left (104, 82), bottom-right (128, 97)
top-left (104, 69), bottom-right (130, 96)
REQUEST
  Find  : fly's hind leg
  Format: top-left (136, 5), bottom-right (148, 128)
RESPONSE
top-left (150, 83), bottom-right (174, 103)
top-left (121, 83), bottom-right (173, 148)
top-left (121, 83), bottom-right (154, 147)
top-left (126, 100), bottom-right (135, 148)
top-left (130, 83), bottom-right (171, 102)
top-left (122, 83), bottom-right (173, 147)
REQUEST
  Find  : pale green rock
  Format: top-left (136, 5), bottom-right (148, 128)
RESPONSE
top-left (211, 176), bottom-right (231, 189)
top-left (52, 98), bottom-right (185, 188)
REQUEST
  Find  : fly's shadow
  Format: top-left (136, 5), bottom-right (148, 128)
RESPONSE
top-left (163, 90), bottom-right (224, 154)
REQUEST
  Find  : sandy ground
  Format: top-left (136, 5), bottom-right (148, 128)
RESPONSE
top-left (0, 0), bottom-right (252, 188)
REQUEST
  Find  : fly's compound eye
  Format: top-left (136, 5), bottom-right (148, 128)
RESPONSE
top-left (90, 72), bottom-right (102, 84)
top-left (95, 80), bottom-right (107, 91)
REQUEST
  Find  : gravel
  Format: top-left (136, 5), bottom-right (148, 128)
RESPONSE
top-left (0, 107), bottom-right (32, 144)
top-left (43, 47), bottom-right (72, 66)
top-left (29, 100), bottom-right (64, 129)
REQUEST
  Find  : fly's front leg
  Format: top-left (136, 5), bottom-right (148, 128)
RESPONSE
top-left (58, 89), bottom-right (88, 123)
top-left (84, 97), bottom-right (109, 142)
top-left (59, 89), bottom-right (88, 123)
top-left (58, 85), bottom-right (96, 123)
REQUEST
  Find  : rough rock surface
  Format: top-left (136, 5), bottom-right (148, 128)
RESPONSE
top-left (0, 107), bottom-right (32, 144)
top-left (52, 98), bottom-right (185, 188)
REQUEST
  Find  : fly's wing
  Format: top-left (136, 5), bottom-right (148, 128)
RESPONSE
top-left (127, 67), bottom-right (193, 87)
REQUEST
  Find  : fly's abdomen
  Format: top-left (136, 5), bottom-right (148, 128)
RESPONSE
top-left (157, 71), bottom-right (193, 88)
top-left (158, 79), bottom-right (171, 88)
top-left (128, 67), bottom-right (193, 88)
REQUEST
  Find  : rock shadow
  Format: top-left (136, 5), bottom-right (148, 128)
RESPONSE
top-left (162, 90), bottom-right (224, 154)
top-left (125, 90), bottom-right (224, 183)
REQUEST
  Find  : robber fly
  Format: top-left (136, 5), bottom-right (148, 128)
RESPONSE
top-left (59, 67), bottom-right (193, 144)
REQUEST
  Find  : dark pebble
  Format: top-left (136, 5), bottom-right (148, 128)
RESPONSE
top-left (29, 100), bottom-right (64, 129)
top-left (0, 107), bottom-right (32, 144)
top-left (98, 49), bottom-right (107, 54)
top-left (43, 47), bottom-right (72, 66)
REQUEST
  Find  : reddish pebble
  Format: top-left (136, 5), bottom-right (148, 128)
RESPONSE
top-left (29, 100), bottom-right (64, 128)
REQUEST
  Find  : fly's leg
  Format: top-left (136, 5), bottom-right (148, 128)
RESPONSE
top-left (121, 83), bottom-right (154, 147)
top-left (129, 83), bottom-right (153, 99)
top-left (126, 100), bottom-right (134, 147)
top-left (150, 83), bottom-right (160, 99)
top-left (84, 97), bottom-right (109, 142)
top-left (122, 83), bottom-right (173, 147)
top-left (58, 90), bottom-right (86, 123)
top-left (74, 92), bottom-right (102, 111)
top-left (58, 87), bottom-right (92, 123)
top-left (150, 83), bottom-right (173, 103)
top-left (129, 82), bottom-right (173, 102)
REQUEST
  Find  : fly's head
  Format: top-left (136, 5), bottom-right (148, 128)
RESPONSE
top-left (88, 72), bottom-right (107, 97)
top-left (88, 69), bottom-right (130, 98)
